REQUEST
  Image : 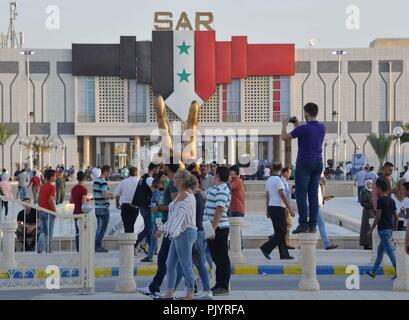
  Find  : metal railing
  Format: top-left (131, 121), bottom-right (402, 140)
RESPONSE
top-left (128, 112), bottom-right (147, 123)
top-left (0, 196), bottom-right (95, 293)
top-left (78, 113), bottom-right (96, 123)
top-left (222, 113), bottom-right (241, 123)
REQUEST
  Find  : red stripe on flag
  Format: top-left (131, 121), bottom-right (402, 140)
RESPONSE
top-left (231, 36), bottom-right (247, 79)
top-left (216, 42), bottom-right (232, 84)
top-left (195, 31), bottom-right (216, 102)
top-left (247, 44), bottom-right (295, 76)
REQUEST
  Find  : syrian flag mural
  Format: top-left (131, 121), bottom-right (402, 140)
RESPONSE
top-left (72, 31), bottom-right (295, 122)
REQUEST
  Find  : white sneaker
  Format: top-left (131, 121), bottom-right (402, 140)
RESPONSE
top-left (195, 291), bottom-right (213, 300)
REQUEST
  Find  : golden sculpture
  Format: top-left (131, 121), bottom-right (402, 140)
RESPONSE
top-left (155, 95), bottom-right (199, 165)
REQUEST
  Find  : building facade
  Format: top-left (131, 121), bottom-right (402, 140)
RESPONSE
top-left (0, 35), bottom-right (408, 174)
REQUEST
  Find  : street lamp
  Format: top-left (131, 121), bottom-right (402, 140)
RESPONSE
top-left (393, 126), bottom-right (404, 174)
top-left (20, 50), bottom-right (35, 170)
top-left (332, 50), bottom-right (347, 170)
top-left (342, 136), bottom-right (348, 180)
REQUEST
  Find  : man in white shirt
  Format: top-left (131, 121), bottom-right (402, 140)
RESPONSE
top-left (115, 167), bottom-right (140, 233)
top-left (260, 162), bottom-right (294, 260)
top-left (263, 166), bottom-right (271, 180)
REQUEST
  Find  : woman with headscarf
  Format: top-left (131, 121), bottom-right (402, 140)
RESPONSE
top-left (359, 179), bottom-right (375, 250)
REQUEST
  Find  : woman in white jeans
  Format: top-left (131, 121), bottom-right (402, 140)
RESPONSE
top-left (156, 169), bottom-right (197, 300)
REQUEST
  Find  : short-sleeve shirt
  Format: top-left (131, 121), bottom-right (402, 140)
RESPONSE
top-left (30, 176), bottom-right (41, 187)
top-left (162, 179), bottom-right (178, 223)
top-left (377, 196), bottom-right (397, 231)
top-left (38, 182), bottom-right (56, 212)
top-left (17, 172), bottom-right (28, 187)
top-left (17, 209), bottom-right (38, 224)
top-left (204, 183), bottom-right (231, 229)
top-left (266, 175), bottom-right (285, 208)
top-left (71, 184), bottom-right (88, 214)
top-left (402, 197), bottom-right (409, 227)
top-left (291, 121), bottom-right (326, 164)
top-left (93, 177), bottom-right (110, 209)
top-left (230, 176), bottom-right (245, 214)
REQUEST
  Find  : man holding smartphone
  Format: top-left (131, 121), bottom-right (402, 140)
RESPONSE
top-left (281, 102), bottom-right (326, 234)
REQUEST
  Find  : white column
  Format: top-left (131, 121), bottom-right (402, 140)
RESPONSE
top-left (229, 217), bottom-right (245, 264)
top-left (115, 233), bottom-right (138, 293)
top-left (83, 136), bottom-right (90, 167)
top-left (216, 139), bottom-right (225, 165)
top-left (0, 220), bottom-right (18, 269)
top-left (393, 231), bottom-right (409, 291)
top-left (298, 233), bottom-right (320, 291)
top-left (228, 136), bottom-right (236, 165)
top-left (79, 211), bottom-right (96, 295)
top-left (135, 136), bottom-right (141, 178)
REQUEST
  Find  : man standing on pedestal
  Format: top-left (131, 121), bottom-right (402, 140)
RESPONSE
top-left (281, 102), bottom-right (326, 234)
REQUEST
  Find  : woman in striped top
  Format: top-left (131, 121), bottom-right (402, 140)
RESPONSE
top-left (157, 169), bottom-right (197, 300)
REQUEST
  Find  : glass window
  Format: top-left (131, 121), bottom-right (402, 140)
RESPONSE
top-left (272, 76), bottom-right (291, 121)
top-left (79, 77), bottom-right (95, 115)
top-left (222, 79), bottom-right (241, 121)
top-left (128, 80), bottom-right (147, 121)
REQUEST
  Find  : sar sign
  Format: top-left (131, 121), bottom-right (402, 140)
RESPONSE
top-left (154, 12), bottom-right (214, 31)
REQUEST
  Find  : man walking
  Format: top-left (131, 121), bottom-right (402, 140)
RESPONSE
top-left (372, 162), bottom-right (394, 209)
top-left (229, 165), bottom-right (246, 249)
top-left (280, 167), bottom-right (295, 250)
top-left (260, 162), bottom-right (294, 260)
top-left (115, 167), bottom-right (139, 233)
top-left (281, 102), bottom-right (326, 234)
top-left (132, 163), bottom-right (158, 252)
top-left (27, 171), bottom-right (41, 203)
top-left (17, 169), bottom-right (28, 200)
top-left (205, 166), bottom-right (232, 296)
top-left (355, 167), bottom-right (368, 202)
top-left (93, 165), bottom-right (115, 253)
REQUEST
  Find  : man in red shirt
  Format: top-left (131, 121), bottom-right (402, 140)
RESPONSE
top-left (229, 165), bottom-right (246, 249)
top-left (37, 169), bottom-right (57, 253)
top-left (28, 170), bottom-right (41, 204)
top-left (70, 171), bottom-right (89, 252)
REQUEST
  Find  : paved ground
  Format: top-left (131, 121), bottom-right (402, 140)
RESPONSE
top-left (1, 275), bottom-right (405, 300)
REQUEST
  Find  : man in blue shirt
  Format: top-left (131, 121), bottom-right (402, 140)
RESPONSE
top-left (281, 102), bottom-right (326, 234)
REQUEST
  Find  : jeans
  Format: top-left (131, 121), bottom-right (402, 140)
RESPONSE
top-left (316, 208), bottom-right (330, 248)
top-left (149, 235), bottom-right (171, 294)
top-left (371, 229), bottom-right (397, 274)
top-left (95, 208), bottom-right (110, 249)
top-left (147, 224), bottom-right (158, 259)
top-left (17, 186), bottom-right (26, 201)
top-left (357, 186), bottom-right (364, 202)
top-left (37, 211), bottom-right (56, 253)
top-left (1, 201), bottom-right (8, 216)
top-left (136, 207), bottom-right (153, 247)
top-left (208, 227), bottom-right (231, 290)
top-left (32, 186), bottom-right (39, 203)
top-left (260, 206), bottom-right (290, 258)
top-left (174, 230), bottom-right (211, 292)
top-left (166, 228), bottom-right (197, 291)
top-left (295, 160), bottom-right (323, 229)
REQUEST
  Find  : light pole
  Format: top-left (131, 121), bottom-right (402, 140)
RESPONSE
top-left (388, 62), bottom-right (393, 162)
top-left (393, 126), bottom-right (404, 175)
top-left (324, 140), bottom-right (328, 168)
top-left (332, 50), bottom-right (347, 170)
top-left (342, 136), bottom-right (348, 180)
top-left (20, 50), bottom-right (35, 170)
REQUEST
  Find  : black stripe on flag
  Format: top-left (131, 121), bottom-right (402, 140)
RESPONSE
top-left (152, 31), bottom-right (174, 99)
top-left (136, 41), bottom-right (152, 84)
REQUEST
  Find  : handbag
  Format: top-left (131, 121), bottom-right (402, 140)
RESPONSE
top-left (203, 220), bottom-right (215, 240)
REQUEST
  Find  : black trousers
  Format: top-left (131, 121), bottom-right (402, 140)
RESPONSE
top-left (261, 206), bottom-right (290, 258)
top-left (1, 201), bottom-right (8, 216)
top-left (149, 235), bottom-right (171, 294)
top-left (120, 204), bottom-right (139, 233)
top-left (208, 227), bottom-right (231, 290)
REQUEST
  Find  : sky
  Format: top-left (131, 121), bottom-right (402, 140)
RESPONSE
top-left (0, 0), bottom-right (408, 49)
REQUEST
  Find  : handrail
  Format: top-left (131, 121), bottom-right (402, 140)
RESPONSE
top-left (0, 195), bottom-right (85, 219)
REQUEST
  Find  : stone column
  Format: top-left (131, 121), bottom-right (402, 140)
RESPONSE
top-left (83, 136), bottom-right (90, 167)
top-left (0, 220), bottom-right (18, 269)
top-left (227, 136), bottom-right (236, 165)
top-left (229, 217), bottom-right (245, 264)
top-left (298, 233), bottom-right (320, 291)
top-left (115, 233), bottom-right (138, 293)
top-left (393, 231), bottom-right (409, 291)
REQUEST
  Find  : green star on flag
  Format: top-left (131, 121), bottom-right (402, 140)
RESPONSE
top-left (177, 41), bottom-right (191, 55)
top-left (177, 69), bottom-right (192, 83)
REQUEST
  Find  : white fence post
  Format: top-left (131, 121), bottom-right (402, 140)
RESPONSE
top-left (115, 232), bottom-right (138, 293)
top-left (298, 233), bottom-right (320, 291)
top-left (393, 231), bottom-right (409, 291)
top-left (79, 212), bottom-right (96, 294)
top-left (229, 217), bottom-right (245, 264)
top-left (0, 219), bottom-right (18, 269)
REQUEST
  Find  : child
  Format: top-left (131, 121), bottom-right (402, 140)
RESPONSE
top-left (365, 179), bottom-right (399, 279)
top-left (140, 179), bottom-right (164, 263)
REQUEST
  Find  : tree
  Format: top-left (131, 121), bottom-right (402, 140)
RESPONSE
top-left (367, 133), bottom-right (393, 169)
top-left (401, 123), bottom-right (409, 144)
top-left (21, 136), bottom-right (55, 168)
top-left (0, 123), bottom-right (10, 147)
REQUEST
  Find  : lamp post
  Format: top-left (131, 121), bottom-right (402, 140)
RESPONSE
top-left (393, 126), bottom-right (404, 175)
top-left (332, 50), bottom-right (347, 169)
top-left (324, 140), bottom-right (328, 168)
top-left (388, 62), bottom-right (393, 162)
top-left (342, 136), bottom-right (348, 180)
top-left (20, 50), bottom-right (35, 169)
